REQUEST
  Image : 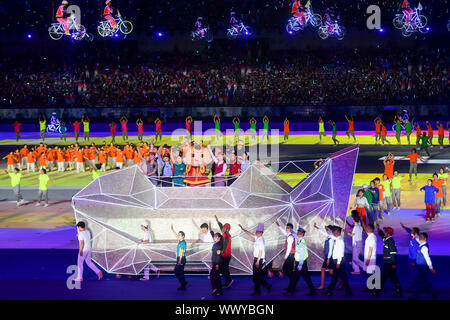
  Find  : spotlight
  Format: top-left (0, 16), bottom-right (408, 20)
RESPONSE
top-left (156, 32), bottom-right (164, 38)
top-left (379, 28), bottom-right (384, 32)
top-left (27, 34), bottom-right (32, 38)
top-left (114, 33), bottom-right (119, 37)
top-left (288, 31), bottom-right (293, 35)
top-left (426, 27), bottom-right (430, 31)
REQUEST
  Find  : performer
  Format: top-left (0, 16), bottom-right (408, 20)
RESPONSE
top-left (155, 118), bottom-right (162, 142)
top-left (103, 0), bottom-right (117, 29)
top-left (82, 115), bottom-right (90, 141)
top-left (414, 121), bottom-right (422, 147)
top-left (71, 119), bottom-right (81, 143)
top-left (171, 224), bottom-right (187, 290)
top-left (283, 117), bottom-right (290, 142)
top-left (215, 215), bottom-right (233, 288)
top-left (213, 115), bottom-right (221, 141)
top-left (208, 143), bottom-right (226, 187)
top-left (56, 1), bottom-right (70, 35)
top-left (401, 0), bottom-right (414, 26)
top-left (275, 219), bottom-right (297, 289)
top-left (75, 221), bottom-right (103, 282)
top-left (313, 223), bottom-right (340, 290)
top-left (361, 223), bottom-right (377, 294)
top-left (436, 121), bottom-right (445, 149)
top-left (184, 143), bottom-right (210, 186)
top-left (285, 227), bottom-right (316, 296)
top-left (137, 221), bottom-right (160, 280)
top-left (262, 115), bottom-right (269, 141)
top-left (349, 190), bottom-right (369, 224)
top-left (195, 17), bottom-right (205, 37)
top-left (250, 117), bottom-right (257, 142)
top-left (328, 120), bottom-right (339, 145)
top-left (136, 118), bottom-right (144, 142)
top-left (13, 120), bottom-right (21, 143)
top-left (291, 0), bottom-right (306, 25)
top-left (4, 168), bottom-right (25, 206)
top-left (381, 121), bottom-right (390, 145)
top-left (232, 116), bottom-right (240, 140)
top-left (323, 226), bottom-right (352, 296)
top-left (210, 233), bottom-right (223, 296)
top-left (412, 232), bottom-right (438, 299)
top-left (362, 184), bottom-right (376, 225)
top-left (374, 225), bottom-right (402, 297)
top-left (185, 116), bottom-right (193, 137)
top-left (239, 223), bottom-right (272, 296)
top-left (120, 115), bottom-right (128, 142)
top-left (318, 117), bottom-right (326, 143)
top-left (230, 12), bottom-right (239, 33)
top-left (38, 114), bottom-right (46, 142)
top-left (400, 148), bottom-right (426, 182)
top-left (381, 174), bottom-right (393, 216)
top-left (374, 116), bottom-right (382, 144)
top-left (394, 115), bottom-right (402, 144)
top-left (345, 211), bottom-right (365, 275)
top-left (391, 170), bottom-right (404, 211)
top-left (405, 117), bottom-right (413, 145)
top-left (419, 132), bottom-right (431, 157)
top-left (60, 121), bottom-right (67, 141)
top-left (420, 179), bottom-right (439, 223)
top-left (383, 153), bottom-right (395, 179)
top-left (345, 114), bottom-right (356, 143)
top-left (35, 168), bottom-right (55, 207)
top-left (109, 121), bottom-right (117, 144)
top-left (400, 222), bottom-right (420, 291)
top-left (432, 173), bottom-right (444, 216)
top-left (425, 121), bottom-right (433, 146)
top-left (438, 167), bottom-right (449, 208)
top-left (172, 153), bottom-right (186, 187)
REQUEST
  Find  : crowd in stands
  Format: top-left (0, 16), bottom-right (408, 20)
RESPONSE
top-left (1, 48), bottom-right (448, 107)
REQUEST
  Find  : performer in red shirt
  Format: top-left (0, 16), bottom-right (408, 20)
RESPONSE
top-left (103, 0), bottom-right (117, 29)
top-left (215, 215), bottom-right (234, 288)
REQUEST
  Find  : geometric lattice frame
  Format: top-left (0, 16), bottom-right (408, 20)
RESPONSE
top-left (72, 145), bottom-right (359, 275)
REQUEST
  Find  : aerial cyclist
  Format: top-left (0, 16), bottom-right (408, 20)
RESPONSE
top-left (195, 17), bottom-right (205, 37)
top-left (56, 0), bottom-right (70, 35)
top-left (292, 0), bottom-right (306, 26)
top-left (401, 0), bottom-right (414, 27)
top-left (230, 12), bottom-right (240, 34)
top-left (323, 8), bottom-right (333, 32)
top-left (104, 0), bottom-right (117, 30)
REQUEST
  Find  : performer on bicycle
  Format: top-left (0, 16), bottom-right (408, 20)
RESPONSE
top-left (104, 0), bottom-right (117, 30)
top-left (323, 8), bottom-right (333, 32)
top-left (195, 17), bottom-right (205, 37)
top-left (292, 1), bottom-right (306, 26)
top-left (56, 0), bottom-right (70, 35)
top-left (230, 12), bottom-right (240, 33)
top-left (401, 0), bottom-right (414, 27)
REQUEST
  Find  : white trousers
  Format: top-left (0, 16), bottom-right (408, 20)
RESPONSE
top-left (57, 162), bottom-right (65, 172)
top-left (76, 162), bottom-right (85, 173)
top-left (77, 250), bottom-right (100, 280)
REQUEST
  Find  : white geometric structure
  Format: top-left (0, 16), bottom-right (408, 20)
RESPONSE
top-left (72, 145), bottom-right (359, 275)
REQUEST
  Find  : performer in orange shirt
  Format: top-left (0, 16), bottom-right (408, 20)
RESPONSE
top-left (116, 147), bottom-right (124, 169)
top-left (3, 152), bottom-right (15, 172)
top-left (56, 147), bottom-right (65, 172)
top-left (26, 149), bottom-right (36, 172)
top-left (374, 116), bottom-right (382, 144)
top-left (39, 152), bottom-right (48, 171)
top-left (432, 173), bottom-right (445, 216)
top-left (56, 0), bottom-right (70, 35)
top-left (97, 148), bottom-right (107, 172)
top-left (283, 117), bottom-right (290, 142)
top-left (75, 149), bottom-right (85, 173)
top-left (13, 150), bottom-right (22, 170)
top-left (20, 145), bottom-right (29, 169)
top-left (103, 0), bottom-right (117, 29)
top-left (108, 143), bottom-right (117, 170)
top-left (383, 153), bottom-right (395, 179)
top-left (345, 114), bottom-right (356, 143)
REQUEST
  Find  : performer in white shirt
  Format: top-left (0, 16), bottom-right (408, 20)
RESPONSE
top-left (239, 222), bottom-right (272, 296)
top-left (276, 219), bottom-right (298, 287)
top-left (195, 222), bottom-right (214, 243)
top-left (323, 226), bottom-right (352, 296)
top-left (137, 221), bottom-right (160, 280)
top-left (345, 210), bottom-right (365, 274)
top-left (75, 221), bottom-right (103, 282)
